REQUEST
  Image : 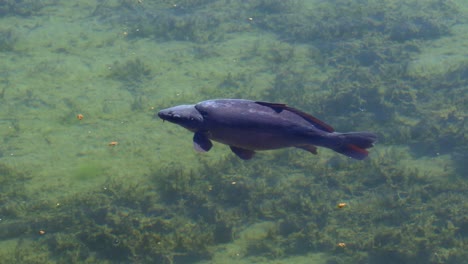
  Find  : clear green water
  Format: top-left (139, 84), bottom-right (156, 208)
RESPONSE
top-left (0, 0), bottom-right (466, 263)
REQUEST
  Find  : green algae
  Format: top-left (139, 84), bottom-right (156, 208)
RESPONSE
top-left (0, 0), bottom-right (466, 263)
top-left (0, 0), bottom-right (50, 17)
top-left (1, 150), bottom-right (466, 263)
top-left (0, 27), bottom-right (17, 52)
top-left (72, 162), bottom-right (106, 182)
top-left (0, 163), bottom-right (30, 220)
top-left (107, 58), bottom-right (152, 88)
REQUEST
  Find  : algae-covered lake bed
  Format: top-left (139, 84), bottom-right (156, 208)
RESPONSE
top-left (0, 0), bottom-right (466, 263)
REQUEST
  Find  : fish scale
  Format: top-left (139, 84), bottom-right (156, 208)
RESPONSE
top-left (158, 99), bottom-right (377, 160)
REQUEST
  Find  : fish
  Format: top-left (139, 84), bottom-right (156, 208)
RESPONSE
top-left (157, 99), bottom-right (377, 160)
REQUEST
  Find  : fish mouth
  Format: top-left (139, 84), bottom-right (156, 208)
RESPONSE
top-left (158, 110), bottom-right (179, 122)
top-left (157, 111), bottom-right (168, 122)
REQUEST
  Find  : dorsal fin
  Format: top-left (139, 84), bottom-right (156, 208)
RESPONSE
top-left (255, 101), bottom-right (335, 132)
top-left (255, 101), bottom-right (287, 113)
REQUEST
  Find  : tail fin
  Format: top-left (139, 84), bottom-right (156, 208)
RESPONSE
top-left (333, 132), bottom-right (377, 160)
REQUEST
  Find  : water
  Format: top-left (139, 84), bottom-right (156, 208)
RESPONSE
top-left (0, 0), bottom-right (466, 263)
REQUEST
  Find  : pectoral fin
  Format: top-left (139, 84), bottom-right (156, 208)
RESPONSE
top-left (193, 132), bottom-right (212, 152)
top-left (230, 146), bottom-right (255, 160)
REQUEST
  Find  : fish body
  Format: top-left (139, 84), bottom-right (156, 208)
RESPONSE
top-left (158, 99), bottom-right (377, 160)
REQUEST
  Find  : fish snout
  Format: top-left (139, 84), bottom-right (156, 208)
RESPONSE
top-left (157, 110), bottom-right (166, 120)
top-left (157, 104), bottom-right (202, 130)
top-left (157, 110), bottom-right (179, 121)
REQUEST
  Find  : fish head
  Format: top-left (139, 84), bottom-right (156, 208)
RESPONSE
top-left (158, 104), bottom-right (204, 131)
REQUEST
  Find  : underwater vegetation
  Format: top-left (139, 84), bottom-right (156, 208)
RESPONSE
top-left (1, 149), bottom-right (467, 263)
top-left (0, 27), bottom-right (18, 52)
top-left (250, 0), bottom-right (457, 43)
top-left (0, 0), bottom-right (466, 263)
top-left (107, 58), bottom-right (152, 97)
top-left (107, 58), bottom-right (152, 86)
top-left (0, 163), bottom-right (30, 221)
top-left (92, 0), bottom-right (233, 43)
top-left (0, 0), bottom-right (51, 17)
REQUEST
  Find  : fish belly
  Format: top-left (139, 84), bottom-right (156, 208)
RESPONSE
top-left (208, 128), bottom-right (304, 150)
